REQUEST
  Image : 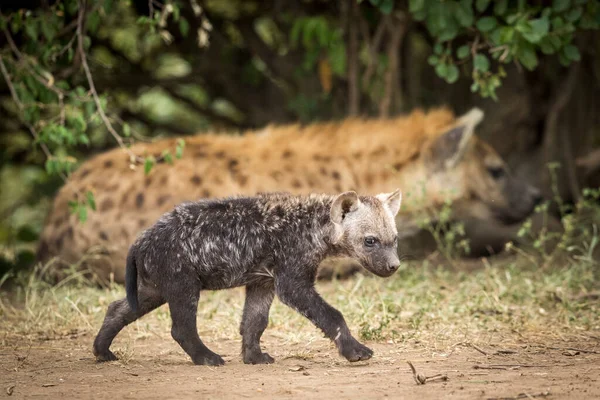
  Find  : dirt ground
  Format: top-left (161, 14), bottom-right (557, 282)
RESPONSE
top-left (1, 332), bottom-right (599, 400)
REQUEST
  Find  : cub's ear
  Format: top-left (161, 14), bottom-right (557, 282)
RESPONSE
top-left (330, 191), bottom-right (360, 224)
top-left (376, 189), bottom-right (402, 216)
top-left (429, 107), bottom-right (484, 169)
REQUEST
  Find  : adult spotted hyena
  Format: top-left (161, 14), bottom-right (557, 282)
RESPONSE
top-left (38, 107), bottom-right (541, 283)
top-left (93, 190), bottom-right (402, 365)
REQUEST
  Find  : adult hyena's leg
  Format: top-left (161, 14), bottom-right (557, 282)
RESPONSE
top-left (167, 284), bottom-right (224, 366)
top-left (240, 282), bottom-right (275, 364)
top-left (93, 285), bottom-right (165, 362)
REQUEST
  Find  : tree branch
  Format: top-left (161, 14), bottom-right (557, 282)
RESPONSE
top-left (543, 63), bottom-right (580, 202)
top-left (77, 0), bottom-right (142, 163)
top-left (161, 85), bottom-right (244, 129)
top-left (120, 109), bottom-right (198, 136)
top-left (379, 13), bottom-right (407, 118)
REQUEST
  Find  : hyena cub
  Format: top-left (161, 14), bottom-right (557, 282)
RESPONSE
top-left (93, 189), bottom-right (402, 365)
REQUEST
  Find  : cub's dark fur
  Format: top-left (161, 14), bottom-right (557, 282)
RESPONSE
top-left (93, 190), bottom-right (402, 365)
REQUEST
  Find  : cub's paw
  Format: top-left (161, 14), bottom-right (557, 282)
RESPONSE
top-left (341, 342), bottom-right (373, 362)
top-left (243, 352), bottom-right (275, 365)
top-left (193, 351), bottom-right (225, 366)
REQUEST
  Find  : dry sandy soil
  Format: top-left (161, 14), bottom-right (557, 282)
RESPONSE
top-left (1, 332), bottom-right (599, 399)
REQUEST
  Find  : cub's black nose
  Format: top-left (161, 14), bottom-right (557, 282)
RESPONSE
top-left (388, 264), bottom-right (399, 272)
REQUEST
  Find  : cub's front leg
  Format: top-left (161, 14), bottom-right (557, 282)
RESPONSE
top-left (274, 272), bottom-right (373, 362)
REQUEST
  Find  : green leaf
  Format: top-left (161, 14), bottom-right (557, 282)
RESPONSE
top-left (172, 4), bottom-right (180, 21)
top-left (78, 134), bottom-right (90, 146)
top-left (25, 19), bottom-right (38, 40)
top-left (175, 139), bottom-right (185, 159)
top-left (446, 64), bottom-right (459, 83)
top-left (40, 21), bottom-right (57, 42)
top-left (476, 16), bottom-right (497, 32)
top-left (530, 18), bottom-right (549, 36)
top-left (563, 44), bottom-right (581, 61)
top-left (290, 19), bottom-right (303, 46)
top-left (476, 0), bottom-right (490, 12)
top-left (494, 0), bottom-right (508, 15)
top-left (552, 0), bottom-right (570, 12)
top-left (123, 122), bottom-right (131, 137)
top-left (45, 159), bottom-right (56, 175)
top-left (474, 53), bottom-right (490, 72)
top-left (565, 7), bottom-right (582, 23)
top-left (455, 2), bottom-right (474, 27)
top-left (522, 17), bottom-right (549, 43)
top-left (437, 21), bottom-right (459, 42)
top-left (433, 43), bottom-right (444, 55)
top-left (144, 157), bottom-right (154, 175)
top-left (179, 18), bottom-right (190, 37)
top-left (87, 12), bottom-right (100, 34)
top-left (517, 44), bottom-right (538, 70)
top-left (78, 205), bottom-right (88, 223)
top-left (162, 151), bottom-right (173, 165)
top-left (457, 45), bottom-right (470, 59)
top-left (409, 0), bottom-right (425, 12)
top-left (435, 62), bottom-right (448, 79)
top-left (86, 191), bottom-right (96, 211)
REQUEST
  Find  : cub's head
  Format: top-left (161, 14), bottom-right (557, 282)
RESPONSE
top-left (330, 190), bottom-right (402, 277)
top-left (421, 108), bottom-right (541, 224)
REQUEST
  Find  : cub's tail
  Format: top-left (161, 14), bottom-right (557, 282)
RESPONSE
top-left (125, 248), bottom-right (139, 313)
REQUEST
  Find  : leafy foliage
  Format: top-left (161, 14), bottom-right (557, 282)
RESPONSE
top-left (411, 0), bottom-right (599, 99)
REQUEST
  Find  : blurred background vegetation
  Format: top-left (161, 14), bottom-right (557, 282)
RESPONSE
top-left (1, 0), bottom-right (600, 277)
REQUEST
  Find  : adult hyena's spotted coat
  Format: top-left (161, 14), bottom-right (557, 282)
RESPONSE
top-left (38, 107), bottom-right (541, 283)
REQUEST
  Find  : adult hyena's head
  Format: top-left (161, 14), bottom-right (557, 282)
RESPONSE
top-left (330, 190), bottom-right (402, 277)
top-left (420, 108), bottom-right (542, 225)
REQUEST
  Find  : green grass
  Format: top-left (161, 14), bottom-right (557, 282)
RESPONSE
top-left (1, 254), bottom-right (598, 351)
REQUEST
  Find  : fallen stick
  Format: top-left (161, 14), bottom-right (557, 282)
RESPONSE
top-left (487, 390), bottom-right (551, 400)
top-left (473, 364), bottom-right (548, 370)
top-left (407, 361), bottom-right (448, 385)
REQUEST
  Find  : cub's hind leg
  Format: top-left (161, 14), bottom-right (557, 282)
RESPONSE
top-left (93, 285), bottom-right (165, 362)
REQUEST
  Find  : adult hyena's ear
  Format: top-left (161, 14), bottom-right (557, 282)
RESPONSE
top-left (376, 189), bottom-right (402, 216)
top-left (428, 108), bottom-right (484, 169)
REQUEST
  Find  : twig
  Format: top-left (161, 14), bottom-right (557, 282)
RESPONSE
top-left (76, 0), bottom-right (142, 164)
top-left (474, 364), bottom-right (548, 369)
top-left (470, 343), bottom-right (489, 355)
top-left (486, 391), bottom-right (551, 400)
top-left (361, 15), bottom-right (388, 89)
top-left (535, 345), bottom-right (600, 355)
top-left (406, 361), bottom-right (448, 385)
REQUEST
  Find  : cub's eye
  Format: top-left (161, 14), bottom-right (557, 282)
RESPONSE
top-left (487, 166), bottom-right (505, 179)
top-left (364, 236), bottom-right (378, 247)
